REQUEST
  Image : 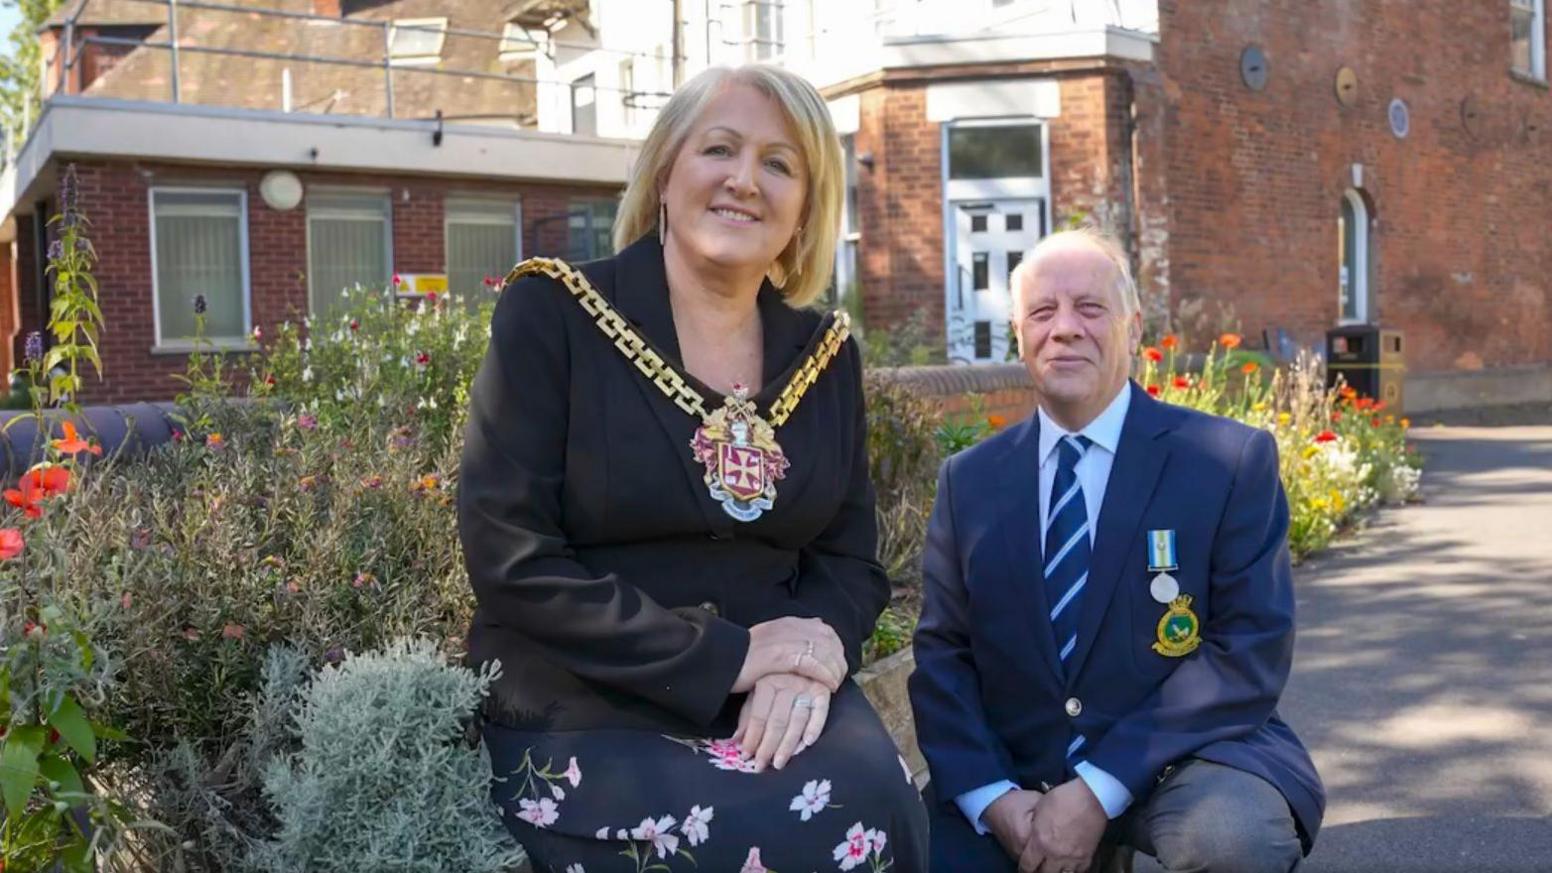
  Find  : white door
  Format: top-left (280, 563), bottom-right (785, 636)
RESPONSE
top-left (948, 198), bottom-right (1045, 363)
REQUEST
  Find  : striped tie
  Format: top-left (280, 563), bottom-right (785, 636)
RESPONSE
top-left (1045, 434), bottom-right (1093, 673)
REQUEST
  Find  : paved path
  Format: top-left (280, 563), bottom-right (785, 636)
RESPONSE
top-left (1282, 422), bottom-right (1552, 871)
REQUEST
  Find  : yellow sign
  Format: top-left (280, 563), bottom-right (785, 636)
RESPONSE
top-left (394, 273), bottom-right (448, 295)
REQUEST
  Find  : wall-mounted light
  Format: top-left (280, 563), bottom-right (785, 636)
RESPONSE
top-left (857, 150), bottom-right (875, 171)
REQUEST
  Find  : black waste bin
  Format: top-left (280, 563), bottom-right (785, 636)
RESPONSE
top-left (1326, 325), bottom-right (1404, 412)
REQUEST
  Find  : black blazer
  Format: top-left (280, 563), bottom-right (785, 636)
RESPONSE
top-left (459, 234), bottom-right (890, 735)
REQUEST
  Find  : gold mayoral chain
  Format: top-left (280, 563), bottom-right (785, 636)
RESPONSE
top-left (502, 258), bottom-right (851, 523)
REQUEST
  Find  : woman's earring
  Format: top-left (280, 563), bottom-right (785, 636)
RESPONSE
top-left (658, 201), bottom-right (667, 245)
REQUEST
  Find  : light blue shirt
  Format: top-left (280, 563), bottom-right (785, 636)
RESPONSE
top-left (955, 386), bottom-right (1137, 833)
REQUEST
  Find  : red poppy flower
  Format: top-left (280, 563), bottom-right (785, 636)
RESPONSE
top-left (1146, 384), bottom-right (1161, 397)
top-left (1160, 334), bottom-right (1179, 350)
top-left (1370, 416), bottom-right (1381, 427)
top-left (1331, 411), bottom-right (1343, 423)
top-left (1219, 333), bottom-right (1242, 350)
top-left (1314, 430), bottom-right (1337, 443)
top-left (1143, 347), bottom-right (1163, 363)
top-left (414, 351), bottom-right (431, 369)
top-left (1355, 397), bottom-right (1374, 411)
top-left (0, 528), bottom-right (22, 560)
top-left (349, 319), bottom-right (360, 332)
top-left (51, 421), bottom-right (102, 456)
top-left (1241, 362), bottom-right (1259, 375)
top-left (1172, 375), bottom-right (1191, 389)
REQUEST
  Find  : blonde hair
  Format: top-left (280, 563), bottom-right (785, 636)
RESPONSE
top-left (612, 65), bottom-right (844, 308)
top-left (1010, 227), bottom-right (1141, 317)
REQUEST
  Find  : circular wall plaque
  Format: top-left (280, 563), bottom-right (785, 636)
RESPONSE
top-left (259, 170), bottom-right (304, 211)
top-left (1388, 98), bottom-right (1410, 139)
top-left (1240, 45), bottom-right (1269, 91)
top-left (1335, 67), bottom-right (1358, 107)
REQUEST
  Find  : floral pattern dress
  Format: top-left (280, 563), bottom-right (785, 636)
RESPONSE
top-left (484, 682), bottom-right (929, 872)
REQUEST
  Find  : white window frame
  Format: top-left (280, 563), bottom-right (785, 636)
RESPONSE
top-left (444, 197), bottom-right (522, 293)
top-left (1339, 189), bottom-right (1372, 325)
top-left (1511, 0), bottom-right (1547, 80)
top-left (744, 0), bottom-right (786, 62)
top-left (499, 22), bottom-right (549, 61)
top-left (147, 186), bottom-right (253, 351)
top-left (835, 134), bottom-right (862, 303)
top-left (389, 17), bottom-right (448, 66)
top-left (305, 188), bottom-right (393, 317)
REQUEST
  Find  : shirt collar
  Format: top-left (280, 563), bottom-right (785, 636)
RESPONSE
top-left (1037, 383), bottom-right (1133, 467)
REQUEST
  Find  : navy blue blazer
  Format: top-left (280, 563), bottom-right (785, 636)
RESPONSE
top-left (908, 382), bottom-right (1325, 850)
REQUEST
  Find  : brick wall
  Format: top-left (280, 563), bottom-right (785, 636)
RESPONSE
top-left (17, 159), bottom-right (617, 403)
top-left (1157, 0), bottom-right (1552, 372)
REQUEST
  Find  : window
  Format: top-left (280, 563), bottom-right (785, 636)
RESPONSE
top-left (572, 73), bottom-right (597, 136)
top-left (1338, 189), bottom-right (1373, 324)
top-left (744, 0), bottom-right (784, 61)
top-left (150, 189), bottom-right (250, 345)
top-left (308, 191), bottom-right (391, 320)
top-left (1511, 0), bottom-right (1545, 79)
top-left (568, 198), bottom-right (618, 261)
top-left (499, 22), bottom-right (549, 61)
top-left (389, 18), bottom-right (447, 66)
top-left (948, 124), bottom-right (1043, 179)
top-left (446, 199), bottom-right (519, 298)
top-left (835, 134), bottom-right (862, 302)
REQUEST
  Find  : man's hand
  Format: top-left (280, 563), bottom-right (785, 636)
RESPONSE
top-left (1019, 778), bottom-right (1107, 873)
top-left (982, 788), bottom-right (1042, 864)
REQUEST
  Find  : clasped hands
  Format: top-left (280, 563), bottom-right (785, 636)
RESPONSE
top-left (984, 779), bottom-right (1109, 873)
top-left (728, 616), bottom-right (847, 773)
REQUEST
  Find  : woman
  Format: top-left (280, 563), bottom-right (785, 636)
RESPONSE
top-left (458, 64), bottom-right (928, 871)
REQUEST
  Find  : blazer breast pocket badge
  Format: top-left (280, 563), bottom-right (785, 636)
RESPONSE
top-left (1147, 529), bottom-right (1200, 657)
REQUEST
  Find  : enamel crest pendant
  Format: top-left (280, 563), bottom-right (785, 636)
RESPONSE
top-left (689, 384), bottom-right (790, 522)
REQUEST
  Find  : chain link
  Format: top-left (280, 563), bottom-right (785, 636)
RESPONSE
top-left (502, 258), bottom-right (850, 428)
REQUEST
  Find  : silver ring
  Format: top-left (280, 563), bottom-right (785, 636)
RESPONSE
top-left (804, 640), bottom-right (815, 657)
top-left (794, 696), bottom-right (813, 709)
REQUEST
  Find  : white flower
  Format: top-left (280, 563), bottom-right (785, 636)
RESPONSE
top-left (564, 756), bottom-right (582, 787)
top-left (616, 828), bottom-right (628, 839)
top-left (789, 779), bottom-right (832, 822)
top-left (740, 846), bottom-right (768, 873)
top-left (683, 804), bottom-right (714, 846)
top-left (869, 828), bottom-right (887, 857)
top-left (301, 366), bottom-right (313, 383)
top-left (516, 797), bottom-right (558, 828)
top-left (566, 866), bottom-right (585, 873)
top-left (595, 827), bottom-right (610, 839)
top-left (834, 822), bottom-right (870, 870)
top-left (550, 783), bottom-right (566, 801)
top-left (630, 815), bottom-right (680, 859)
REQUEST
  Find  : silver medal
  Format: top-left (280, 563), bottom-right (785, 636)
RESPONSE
top-left (1150, 572), bottom-right (1180, 604)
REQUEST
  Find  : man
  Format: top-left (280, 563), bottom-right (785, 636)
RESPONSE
top-left (908, 229), bottom-right (1324, 873)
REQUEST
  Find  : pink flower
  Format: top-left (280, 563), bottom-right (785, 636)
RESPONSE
top-left (871, 829), bottom-right (887, 856)
top-left (222, 623), bottom-right (245, 640)
top-left (683, 804), bottom-right (714, 847)
top-left (630, 815), bottom-right (679, 859)
top-left (564, 756), bottom-right (582, 788)
top-left (704, 739), bottom-right (759, 773)
top-left (740, 847), bottom-right (768, 873)
top-left (0, 528), bottom-right (23, 560)
top-left (834, 822), bottom-right (872, 870)
top-left (789, 779), bottom-right (831, 821)
top-left (297, 413), bottom-right (318, 431)
top-left (414, 351), bottom-right (431, 369)
top-left (516, 797), bottom-right (559, 828)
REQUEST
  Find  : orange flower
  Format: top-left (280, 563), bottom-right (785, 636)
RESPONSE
top-left (0, 528), bottom-right (22, 560)
top-left (1241, 362), bottom-right (1259, 375)
top-left (51, 421), bottom-right (102, 456)
top-left (1146, 384), bottom-right (1161, 397)
top-left (412, 473), bottom-right (441, 493)
top-left (1340, 385), bottom-right (1358, 400)
top-left (1172, 375), bottom-right (1191, 389)
top-left (4, 464), bottom-right (70, 518)
top-left (1314, 430), bottom-right (1337, 443)
top-left (1219, 333), bottom-right (1242, 350)
top-left (1355, 397), bottom-right (1374, 411)
top-left (1160, 334), bottom-right (1179, 350)
top-left (1400, 418), bottom-right (1411, 429)
top-left (1143, 347), bottom-right (1163, 363)
top-left (1373, 400), bottom-right (1387, 412)
top-left (987, 414), bottom-right (1008, 430)
top-left (206, 433), bottom-right (226, 450)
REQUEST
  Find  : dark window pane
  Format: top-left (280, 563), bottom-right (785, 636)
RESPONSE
top-left (1007, 250), bottom-right (1023, 275)
top-left (1005, 212), bottom-right (1023, 231)
top-left (1340, 196), bottom-right (1356, 320)
top-left (972, 252), bottom-right (988, 290)
top-left (567, 198), bottom-right (618, 261)
top-left (949, 125), bottom-right (1042, 179)
top-left (971, 214), bottom-right (987, 233)
top-left (974, 321), bottom-right (992, 358)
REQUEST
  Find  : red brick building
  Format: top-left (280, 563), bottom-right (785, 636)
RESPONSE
top-left (1, 0), bottom-right (629, 403)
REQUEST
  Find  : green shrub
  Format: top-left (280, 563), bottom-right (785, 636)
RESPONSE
top-left (247, 638), bottom-right (524, 873)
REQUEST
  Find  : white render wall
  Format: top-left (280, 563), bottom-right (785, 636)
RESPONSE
top-left (535, 0), bottom-right (1157, 138)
